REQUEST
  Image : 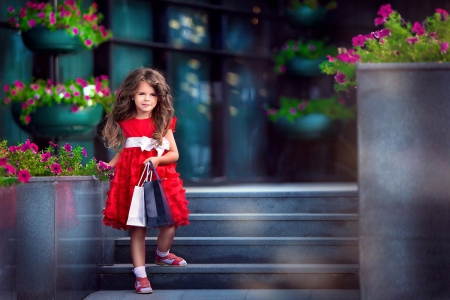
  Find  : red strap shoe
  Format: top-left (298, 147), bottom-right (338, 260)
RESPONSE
top-left (135, 277), bottom-right (153, 294)
top-left (155, 252), bottom-right (187, 266)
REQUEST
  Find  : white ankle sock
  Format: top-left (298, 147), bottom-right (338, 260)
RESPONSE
top-left (133, 266), bottom-right (147, 278)
top-left (156, 248), bottom-right (170, 257)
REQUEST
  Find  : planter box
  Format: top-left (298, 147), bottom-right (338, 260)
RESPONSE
top-left (357, 63), bottom-right (450, 299)
top-left (0, 177), bottom-right (116, 300)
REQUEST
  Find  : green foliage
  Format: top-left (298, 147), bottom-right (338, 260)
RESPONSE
top-left (266, 96), bottom-right (355, 123)
top-left (7, 0), bottom-right (112, 49)
top-left (320, 4), bottom-right (450, 92)
top-left (2, 76), bottom-right (114, 125)
top-left (274, 39), bottom-right (337, 74)
top-left (0, 139), bottom-right (113, 186)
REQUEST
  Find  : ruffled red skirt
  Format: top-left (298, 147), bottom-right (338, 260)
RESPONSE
top-left (102, 147), bottom-right (190, 230)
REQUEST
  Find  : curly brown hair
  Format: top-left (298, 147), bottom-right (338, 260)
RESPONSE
top-left (102, 67), bottom-right (174, 151)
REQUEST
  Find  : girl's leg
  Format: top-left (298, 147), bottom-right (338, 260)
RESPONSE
top-left (156, 225), bottom-right (176, 252)
top-left (130, 226), bottom-right (147, 267)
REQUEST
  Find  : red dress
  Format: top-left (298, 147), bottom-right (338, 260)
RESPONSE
top-left (102, 117), bottom-right (190, 230)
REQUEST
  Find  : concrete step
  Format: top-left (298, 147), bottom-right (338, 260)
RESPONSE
top-left (100, 263), bottom-right (359, 290)
top-left (113, 237), bottom-right (359, 264)
top-left (185, 183), bottom-right (358, 214)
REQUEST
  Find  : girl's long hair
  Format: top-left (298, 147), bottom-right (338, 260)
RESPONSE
top-left (102, 67), bottom-right (174, 151)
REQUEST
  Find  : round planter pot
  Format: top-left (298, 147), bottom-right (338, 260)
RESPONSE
top-left (21, 27), bottom-right (84, 54)
top-left (11, 103), bottom-right (103, 137)
top-left (286, 57), bottom-right (326, 77)
top-left (285, 5), bottom-right (327, 27)
top-left (274, 113), bottom-right (342, 140)
top-left (357, 63), bottom-right (450, 299)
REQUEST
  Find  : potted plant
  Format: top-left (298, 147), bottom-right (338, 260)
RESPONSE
top-left (274, 38), bottom-right (337, 77)
top-left (320, 4), bottom-right (450, 299)
top-left (2, 76), bottom-right (114, 137)
top-left (285, 0), bottom-right (337, 27)
top-left (7, 0), bottom-right (112, 53)
top-left (266, 96), bottom-right (355, 140)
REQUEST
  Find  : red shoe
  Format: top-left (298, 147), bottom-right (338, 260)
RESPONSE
top-left (135, 277), bottom-right (153, 294)
top-left (155, 252), bottom-right (187, 266)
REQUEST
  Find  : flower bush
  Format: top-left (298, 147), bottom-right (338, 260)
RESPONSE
top-left (288, 0), bottom-right (337, 10)
top-left (265, 96), bottom-right (355, 123)
top-left (2, 76), bottom-right (114, 125)
top-left (274, 38), bottom-right (337, 74)
top-left (7, 0), bottom-right (112, 49)
top-left (0, 139), bottom-right (113, 187)
top-left (320, 4), bottom-right (450, 92)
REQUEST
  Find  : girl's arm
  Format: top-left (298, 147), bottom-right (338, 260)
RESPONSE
top-left (104, 135), bottom-right (126, 168)
top-left (143, 129), bottom-right (179, 168)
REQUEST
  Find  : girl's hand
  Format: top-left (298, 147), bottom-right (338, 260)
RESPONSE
top-left (143, 156), bottom-right (160, 168)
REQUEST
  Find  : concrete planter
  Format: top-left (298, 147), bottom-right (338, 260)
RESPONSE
top-left (357, 63), bottom-right (450, 299)
top-left (0, 177), bottom-right (112, 300)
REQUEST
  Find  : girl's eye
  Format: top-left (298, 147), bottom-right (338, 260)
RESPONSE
top-left (151, 93), bottom-right (156, 97)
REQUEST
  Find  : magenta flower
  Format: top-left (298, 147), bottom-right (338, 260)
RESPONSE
top-left (377, 4), bottom-right (393, 18)
top-left (436, 8), bottom-right (449, 20)
top-left (337, 50), bottom-right (360, 63)
top-left (4, 164), bottom-right (16, 175)
top-left (374, 17), bottom-right (386, 26)
top-left (49, 141), bottom-right (58, 147)
top-left (441, 42), bottom-right (449, 54)
top-left (4, 85), bottom-right (10, 92)
top-left (28, 19), bottom-right (36, 27)
top-left (406, 37), bottom-right (419, 44)
top-left (292, 45), bottom-right (298, 51)
top-left (49, 12), bottom-right (56, 25)
top-left (24, 115), bottom-right (31, 124)
top-left (18, 170), bottom-right (31, 183)
top-left (4, 97), bottom-right (11, 104)
top-left (84, 95), bottom-right (90, 101)
top-left (63, 143), bottom-right (72, 152)
top-left (27, 98), bottom-right (35, 105)
top-left (72, 27), bottom-right (79, 35)
top-left (288, 108), bottom-right (297, 115)
top-left (279, 65), bottom-right (286, 73)
top-left (7, 6), bottom-right (14, 13)
top-left (76, 78), bottom-right (88, 87)
top-left (412, 22), bottom-right (425, 36)
top-left (100, 75), bottom-right (109, 80)
top-left (38, 12), bottom-right (45, 18)
top-left (82, 148), bottom-right (87, 157)
top-left (73, 91), bottom-right (80, 96)
top-left (375, 29), bottom-right (391, 39)
top-left (41, 152), bottom-right (52, 162)
top-left (352, 35), bottom-right (367, 47)
top-left (335, 73), bottom-right (347, 85)
top-left (71, 105), bottom-right (79, 113)
top-left (308, 44), bottom-right (316, 51)
top-left (14, 80), bottom-right (24, 89)
top-left (51, 163), bottom-right (62, 175)
top-left (84, 39), bottom-right (93, 47)
top-left (99, 161), bottom-right (110, 170)
top-left (298, 102), bottom-right (308, 111)
top-left (9, 146), bottom-right (18, 153)
top-left (0, 158), bottom-right (6, 166)
top-left (22, 102), bottom-right (28, 109)
top-left (64, 92), bottom-right (71, 99)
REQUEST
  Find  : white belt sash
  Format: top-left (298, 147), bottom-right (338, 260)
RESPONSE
top-left (125, 136), bottom-right (170, 157)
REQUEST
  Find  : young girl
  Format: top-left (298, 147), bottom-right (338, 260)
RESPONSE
top-left (101, 67), bottom-right (190, 294)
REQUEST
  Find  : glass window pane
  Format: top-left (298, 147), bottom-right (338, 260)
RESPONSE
top-left (225, 14), bottom-right (267, 54)
top-left (112, 0), bottom-right (153, 41)
top-left (59, 51), bottom-right (94, 81)
top-left (0, 29), bottom-right (33, 144)
top-left (111, 45), bottom-right (153, 90)
top-left (226, 59), bottom-right (268, 179)
top-left (168, 6), bottom-right (210, 49)
top-left (170, 53), bottom-right (211, 179)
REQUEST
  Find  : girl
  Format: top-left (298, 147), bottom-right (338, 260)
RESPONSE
top-left (101, 67), bottom-right (190, 294)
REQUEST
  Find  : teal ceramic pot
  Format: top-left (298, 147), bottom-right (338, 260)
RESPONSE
top-left (286, 56), bottom-right (326, 77)
top-left (285, 5), bottom-right (327, 27)
top-left (11, 103), bottom-right (103, 137)
top-left (274, 113), bottom-right (342, 140)
top-left (21, 26), bottom-right (84, 54)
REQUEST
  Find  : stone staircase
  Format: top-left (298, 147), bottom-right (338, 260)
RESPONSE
top-left (99, 183), bottom-right (359, 290)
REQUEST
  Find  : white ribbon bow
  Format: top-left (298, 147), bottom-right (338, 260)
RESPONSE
top-left (127, 136), bottom-right (170, 157)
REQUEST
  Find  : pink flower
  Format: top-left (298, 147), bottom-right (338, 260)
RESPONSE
top-left (374, 17), bottom-right (386, 26)
top-left (68, 167), bottom-right (73, 172)
top-left (49, 12), bottom-right (56, 25)
top-left (19, 8), bottom-right (26, 18)
top-left (4, 85), bottom-right (10, 92)
top-left (30, 84), bottom-right (39, 91)
top-left (14, 80), bottom-right (24, 89)
top-left (3, 97), bottom-right (11, 104)
top-left (64, 92), bottom-right (71, 99)
top-left (63, 143), bottom-right (72, 152)
top-left (30, 143), bottom-right (38, 153)
top-left (71, 105), bottom-right (79, 113)
top-left (51, 163), bottom-right (62, 175)
top-left (100, 75), bottom-right (109, 81)
top-left (412, 22), bottom-right (425, 36)
top-left (76, 78), bottom-right (88, 87)
top-left (441, 42), bottom-right (449, 54)
top-left (18, 169), bottom-right (31, 183)
top-left (292, 45), bottom-right (298, 51)
top-left (406, 37), bottom-right (419, 44)
top-left (99, 161), bottom-right (110, 170)
top-left (308, 44), bottom-right (316, 51)
top-left (49, 141), bottom-right (58, 147)
top-left (326, 55), bottom-right (335, 62)
top-left (72, 27), bottom-right (79, 35)
top-left (377, 4), bottom-right (393, 18)
top-left (28, 19), bottom-right (36, 27)
top-left (25, 115), bottom-right (31, 124)
top-left (38, 12), bottom-right (45, 18)
top-left (84, 95), bottom-right (90, 101)
top-left (337, 49), bottom-right (360, 63)
top-left (4, 164), bottom-right (16, 175)
top-left (298, 102), bottom-right (308, 111)
top-left (22, 102), bottom-right (28, 109)
top-left (0, 158), bottom-right (6, 166)
top-left (279, 65), bottom-right (286, 73)
top-left (84, 39), bottom-right (93, 47)
top-left (82, 148), bottom-right (87, 157)
top-left (8, 146), bottom-right (18, 153)
top-left (73, 91), bottom-right (80, 96)
top-left (27, 98), bottom-right (35, 105)
top-left (41, 152), bottom-right (51, 162)
top-left (11, 90), bottom-right (17, 96)
top-left (289, 108), bottom-right (296, 115)
top-left (335, 73), bottom-right (347, 84)
top-left (436, 8), bottom-right (449, 20)
top-left (47, 79), bottom-right (54, 86)
top-left (352, 34), bottom-right (367, 47)
top-left (7, 6), bottom-right (15, 13)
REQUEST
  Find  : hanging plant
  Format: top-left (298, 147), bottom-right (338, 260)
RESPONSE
top-left (7, 0), bottom-right (112, 49)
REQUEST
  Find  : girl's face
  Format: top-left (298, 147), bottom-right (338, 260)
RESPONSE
top-left (132, 81), bottom-right (158, 119)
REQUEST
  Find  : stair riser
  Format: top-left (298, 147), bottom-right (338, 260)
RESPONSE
top-left (186, 196), bottom-right (358, 214)
top-left (101, 273), bottom-right (359, 290)
top-left (113, 244), bottom-right (359, 265)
